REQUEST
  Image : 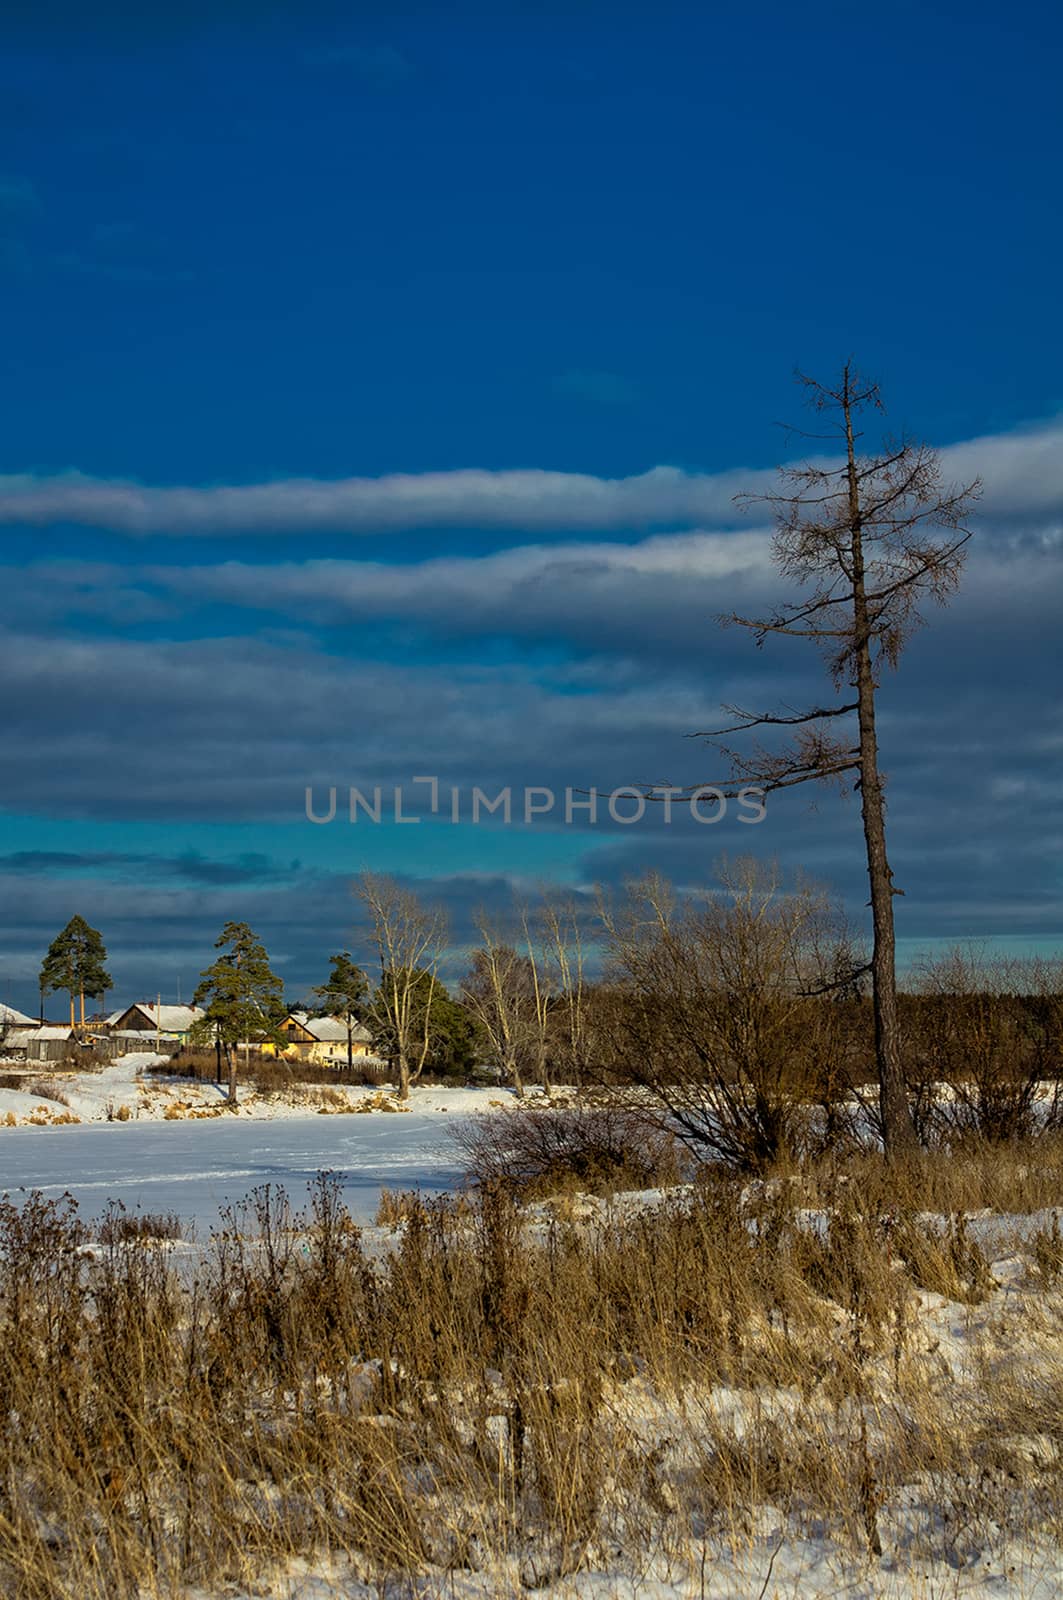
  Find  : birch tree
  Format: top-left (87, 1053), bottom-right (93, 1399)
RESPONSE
top-left (462, 915), bottom-right (540, 1098)
top-left (355, 871), bottom-right (447, 1100)
top-left (540, 894), bottom-right (590, 1088)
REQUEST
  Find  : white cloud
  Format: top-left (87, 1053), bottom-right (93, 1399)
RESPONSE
top-left (0, 464), bottom-right (775, 536)
top-left (1, 417), bottom-right (1061, 537)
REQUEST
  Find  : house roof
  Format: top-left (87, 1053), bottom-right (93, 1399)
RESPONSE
top-left (287, 1011), bottom-right (372, 1045)
top-left (116, 1003), bottom-right (204, 1032)
top-left (3, 1029), bottom-right (36, 1049)
top-left (0, 1002), bottom-right (36, 1028)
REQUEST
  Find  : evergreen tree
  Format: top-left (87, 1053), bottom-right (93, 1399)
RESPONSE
top-left (312, 950), bottom-right (369, 1071)
top-left (192, 922), bottom-right (284, 1104)
top-left (39, 916), bottom-right (112, 1029)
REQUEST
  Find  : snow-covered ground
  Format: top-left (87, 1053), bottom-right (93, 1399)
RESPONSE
top-left (0, 1057), bottom-right (520, 1228)
top-left (0, 1107), bottom-right (476, 1231)
top-left (1, 1072), bottom-right (1061, 1596)
top-left (0, 1051), bottom-right (513, 1125)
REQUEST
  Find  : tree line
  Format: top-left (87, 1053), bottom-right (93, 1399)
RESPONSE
top-left (33, 856), bottom-right (1063, 1164)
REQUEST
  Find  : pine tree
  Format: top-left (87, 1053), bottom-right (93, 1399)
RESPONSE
top-left (192, 922), bottom-right (285, 1104)
top-left (312, 951), bottom-right (369, 1071)
top-left (690, 363), bottom-right (979, 1156)
top-left (39, 916), bottom-right (112, 1030)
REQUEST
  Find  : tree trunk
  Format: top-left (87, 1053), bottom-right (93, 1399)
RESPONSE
top-left (69, 992), bottom-right (75, 1030)
top-left (226, 1043), bottom-right (238, 1106)
top-left (845, 399), bottom-right (919, 1159)
top-left (397, 1049), bottom-right (410, 1101)
top-left (347, 1018), bottom-right (353, 1073)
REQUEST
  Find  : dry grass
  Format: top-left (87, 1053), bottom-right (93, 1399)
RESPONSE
top-left (453, 1100), bottom-right (686, 1200)
top-left (152, 1050), bottom-right (389, 1093)
top-left (0, 1150), bottom-right (1060, 1597)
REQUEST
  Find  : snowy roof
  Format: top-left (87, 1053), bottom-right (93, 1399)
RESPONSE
top-left (118, 1004), bottom-right (204, 1031)
top-left (287, 1011), bottom-right (372, 1045)
top-left (3, 1029), bottom-right (36, 1049)
top-left (35, 1026), bottom-right (77, 1041)
top-left (0, 1002), bottom-right (36, 1027)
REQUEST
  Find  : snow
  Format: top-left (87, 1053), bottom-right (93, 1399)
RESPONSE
top-left (0, 1001), bottom-right (36, 1027)
top-left (189, 1529), bottom-right (1063, 1598)
top-left (287, 1010), bottom-right (373, 1044)
top-left (114, 1002), bottom-right (204, 1031)
top-left (0, 1074), bottom-right (1061, 1596)
top-left (0, 1081), bottom-right (507, 1229)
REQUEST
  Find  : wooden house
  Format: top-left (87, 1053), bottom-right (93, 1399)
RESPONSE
top-left (272, 1011), bottom-right (375, 1066)
top-left (107, 1003), bottom-right (205, 1043)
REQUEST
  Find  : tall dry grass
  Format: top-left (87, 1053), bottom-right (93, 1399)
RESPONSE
top-left (0, 1147), bottom-right (1061, 1597)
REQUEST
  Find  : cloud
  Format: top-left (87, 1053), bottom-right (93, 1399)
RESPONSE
top-left (1, 417), bottom-right (1061, 537)
top-left (1, 416), bottom-right (1060, 1009)
top-left (0, 464), bottom-right (765, 536)
top-left (18, 514), bottom-right (1054, 669)
top-left (139, 529), bottom-right (778, 655)
top-left (0, 849), bottom-right (300, 886)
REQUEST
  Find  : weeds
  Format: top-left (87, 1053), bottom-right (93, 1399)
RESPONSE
top-left (0, 1153), bottom-right (1059, 1597)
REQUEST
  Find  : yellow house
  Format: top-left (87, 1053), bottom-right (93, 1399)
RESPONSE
top-left (271, 1011), bottom-right (375, 1066)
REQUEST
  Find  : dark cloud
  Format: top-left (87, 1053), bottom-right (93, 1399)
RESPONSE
top-left (0, 849), bottom-right (300, 885)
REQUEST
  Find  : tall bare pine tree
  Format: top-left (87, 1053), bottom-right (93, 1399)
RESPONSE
top-left (697, 364), bottom-right (979, 1155)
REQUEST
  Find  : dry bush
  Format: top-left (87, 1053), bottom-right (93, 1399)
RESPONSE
top-left (599, 860), bottom-right (863, 1172)
top-left (452, 1100), bottom-right (684, 1200)
top-left (28, 1078), bottom-right (71, 1106)
top-left (153, 1049), bottom-right (388, 1092)
top-left (906, 949), bottom-right (1063, 1145)
top-left (0, 1155), bottom-right (1059, 1597)
top-left (96, 1204), bottom-right (185, 1245)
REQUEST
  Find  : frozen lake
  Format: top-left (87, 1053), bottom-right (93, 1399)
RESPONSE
top-left (0, 1113), bottom-right (468, 1235)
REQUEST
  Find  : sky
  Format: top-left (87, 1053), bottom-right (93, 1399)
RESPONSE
top-left (1, 0), bottom-right (1061, 1014)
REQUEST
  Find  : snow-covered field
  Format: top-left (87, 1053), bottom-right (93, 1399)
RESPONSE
top-left (0, 1056), bottom-right (510, 1228)
top-left (0, 1105), bottom-right (473, 1230)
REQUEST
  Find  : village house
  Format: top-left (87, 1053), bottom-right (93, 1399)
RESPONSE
top-left (15, 1026), bottom-right (93, 1064)
top-left (107, 1003), bottom-right (205, 1043)
top-left (270, 1010), bottom-right (376, 1067)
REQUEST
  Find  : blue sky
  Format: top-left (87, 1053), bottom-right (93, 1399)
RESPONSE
top-left (2, 0), bottom-right (1062, 1012)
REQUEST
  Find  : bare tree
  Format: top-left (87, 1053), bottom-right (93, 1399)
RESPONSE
top-left (688, 364), bottom-right (980, 1157)
top-left (600, 857), bottom-right (856, 1172)
top-left (518, 904), bottom-right (554, 1095)
top-left (354, 871), bottom-right (447, 1101)
top-left (539, 894), bottom-right (591, 1088)
top-left (461, 916), bottom-right (535, 1099)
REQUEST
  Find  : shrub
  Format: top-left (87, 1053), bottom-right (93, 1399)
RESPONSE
top-left (29, 1078), bottom-right (71, 1106)
top-left (452, 1100), bottom-right (684, 1200)
top-left (96, 1205), bottom-right (185, 1245)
